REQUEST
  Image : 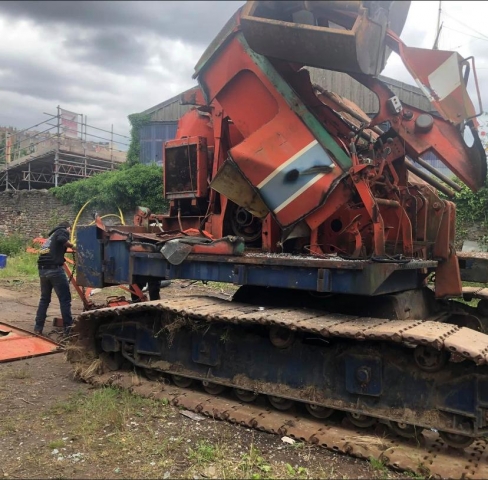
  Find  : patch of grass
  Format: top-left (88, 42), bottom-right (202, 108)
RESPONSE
top-left (0, 367), bottom-right (31, 380)
top-left (0, 252), bottom-right (38, 280)
top-left (48, 439), bottom-right (65, 450)
top-left (239, 445), bottom-right (273, 478)
top-left (0, 233), bottom-right (26, 256)
top-left (188, 440), bottom-right (218, 464)
top-left (10, 367), bottom-right (31, 379)
top-left (403, 468), bottom-right (428, 480)
top-left (369, 456), bottom-right (388, 473)
top-left (50, 389), bottom-right (86, 414)
top-left (285, 463), bottom-right (308, 477)
top-left (0, 418), bottom-right (17, 434)
top-left (204, 281), bottom-right (238, 294)
top-left (50, 387), bottom-right (167, 448)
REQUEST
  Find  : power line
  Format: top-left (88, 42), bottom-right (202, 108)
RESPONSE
top-left (442, 26), bottom-right (488, 44)
top-left (442, 9), bottom-right (488, 42)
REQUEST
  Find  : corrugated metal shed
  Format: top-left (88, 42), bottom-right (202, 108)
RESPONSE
top-left (140, 122), bottom-right (178, 166)
top-left (142, 91), bottom-right (195, 122)
top-left (307, 68), bottom-right (433, 114)
top-left (141, 71), bottom-right (433, 124)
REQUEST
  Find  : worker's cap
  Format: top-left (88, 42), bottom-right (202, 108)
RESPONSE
top-left (58, 221), bottom-right (71, 229)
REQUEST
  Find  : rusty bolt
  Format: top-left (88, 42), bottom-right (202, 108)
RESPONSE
top-left (356, 366), bottom-right (371, 384)
top-left (432, 202), bottom-right (441, 210)
top-left (403, 110), bottom-right (414, 120)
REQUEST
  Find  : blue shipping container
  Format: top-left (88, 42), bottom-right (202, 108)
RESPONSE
top-left (140, 122), bottom-right (178, 166)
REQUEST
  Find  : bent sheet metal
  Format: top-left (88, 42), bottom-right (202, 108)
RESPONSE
top-left (0, 322), bottom-right (62, 363)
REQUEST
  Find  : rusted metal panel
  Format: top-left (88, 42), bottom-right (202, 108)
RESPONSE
top-left (0, 322), bottom-right (61, 363)
top-left (239, 1), bottom-right (410, 76)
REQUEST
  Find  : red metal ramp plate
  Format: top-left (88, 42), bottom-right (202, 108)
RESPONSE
top-left (0, 322), bottom-right (61, 362)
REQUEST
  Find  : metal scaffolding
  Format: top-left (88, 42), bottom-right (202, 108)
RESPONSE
top-left (0, 106), bottom-right (129, 191)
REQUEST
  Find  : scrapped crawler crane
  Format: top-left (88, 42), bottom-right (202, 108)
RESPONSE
top-left (70, 0), bottom-right (488, 461)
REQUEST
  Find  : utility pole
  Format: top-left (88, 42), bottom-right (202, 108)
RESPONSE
top-left (55, 105), bottom-right (60, 187)
top-left (433, 1), bottom-right (442, 50)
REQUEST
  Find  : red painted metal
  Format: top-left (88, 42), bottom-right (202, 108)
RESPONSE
top-left (122, 0), bottom-right (485, 300)
top-left (0, 322), bottom-right (61, 363)
top-left (387, 31), bottom-right (481, 126)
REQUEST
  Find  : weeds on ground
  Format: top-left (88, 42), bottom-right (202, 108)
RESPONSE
top-left (204, 281), bottom-right (238, 295)
top-left (48, 386), bottom-right (165, 451)
top-left (285, 463), bottom-right (308, 477)
top-left (0, 233), bottom-right (26, 257)
top-left (239, 444), bottom-right (273, 478)
top-left (0, 251), bottom-right (38, 280)
top-left (10, 367), bottom-right (31, 379)
top-left (48, 439), bottom-right (65, 450)
top-left (369, 456), bottom-right (388, 473)
top-left (0, 418), bottom-right (17, 434)
top-left (188, 440), bottom-right (218, 464)
top-left (0, 367), bottom-right (31, 380)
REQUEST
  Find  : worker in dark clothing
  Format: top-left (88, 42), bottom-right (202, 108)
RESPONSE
top-left (34, 221), bottom-right (76, 336)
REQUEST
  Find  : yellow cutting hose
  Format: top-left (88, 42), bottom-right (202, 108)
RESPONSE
top-left (71, 200), bottom-right (127, 245)
top-left (70, 200), bottom-right (92, 245)
top-left (88, 214), bottom-right (124, 226)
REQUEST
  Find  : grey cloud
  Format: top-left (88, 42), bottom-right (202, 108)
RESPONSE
top-left (63, 30), bottom-right (153, 74)
top-left (0, 1), bottom-right (245, 46)
top-left (0, 53), bottom-right (114, 102)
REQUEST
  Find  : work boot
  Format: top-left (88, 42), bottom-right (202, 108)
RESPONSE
top-left (34, 327), bottom-right (43, 336)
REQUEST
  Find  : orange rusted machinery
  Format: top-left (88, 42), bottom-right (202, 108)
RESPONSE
top-left (139, 0), bottom-right (486, 299)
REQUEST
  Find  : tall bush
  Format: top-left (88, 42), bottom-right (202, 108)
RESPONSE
top-left (0, 233), bottom-right (26, 256)
top-left (52, 163), bottom-right (167, 213)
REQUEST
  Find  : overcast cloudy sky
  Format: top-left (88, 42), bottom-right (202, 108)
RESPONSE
top-left (0, 1), bottom-right (487, 150)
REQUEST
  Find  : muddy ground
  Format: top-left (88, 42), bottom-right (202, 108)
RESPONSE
top-left (0, 279), bottom-right (411, 479)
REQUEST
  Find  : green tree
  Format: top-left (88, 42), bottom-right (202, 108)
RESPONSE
top-left (52, 163), bottom-right (167, 213)
top-left (448, 175), bottom-right (488, 227)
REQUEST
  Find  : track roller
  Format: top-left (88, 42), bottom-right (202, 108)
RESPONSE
top-left (234, 388), bottom-right (258, 403)
top-left (390, 421), bottom-right (423, 439)
top-left (144, 368), bottom-right (164, 381)
top-left (268, 395), bottom-right (294, 411)
top-left (269, 326), bottom-right (295, 349)
top-left (172, 375), bottom-right (193, 388)
top-left (413, 345), bottom-right (448, 372)
top-left (346, 412), bottom-right (376, 428)
top-left (305, 403), bottom-right (334, 419)
top-left (202, 381), bottom-right (226, 395)
top-left (439, 431), bottom-right (475, 449)
top-left (99, 351), bottom-right (123, 371)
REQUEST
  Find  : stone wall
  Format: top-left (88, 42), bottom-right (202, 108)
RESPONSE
top-left (0, 190), bottom-right (132, 240)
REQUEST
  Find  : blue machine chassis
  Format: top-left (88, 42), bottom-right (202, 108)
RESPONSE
top-left (76, 225), bottom-right (437, 296)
